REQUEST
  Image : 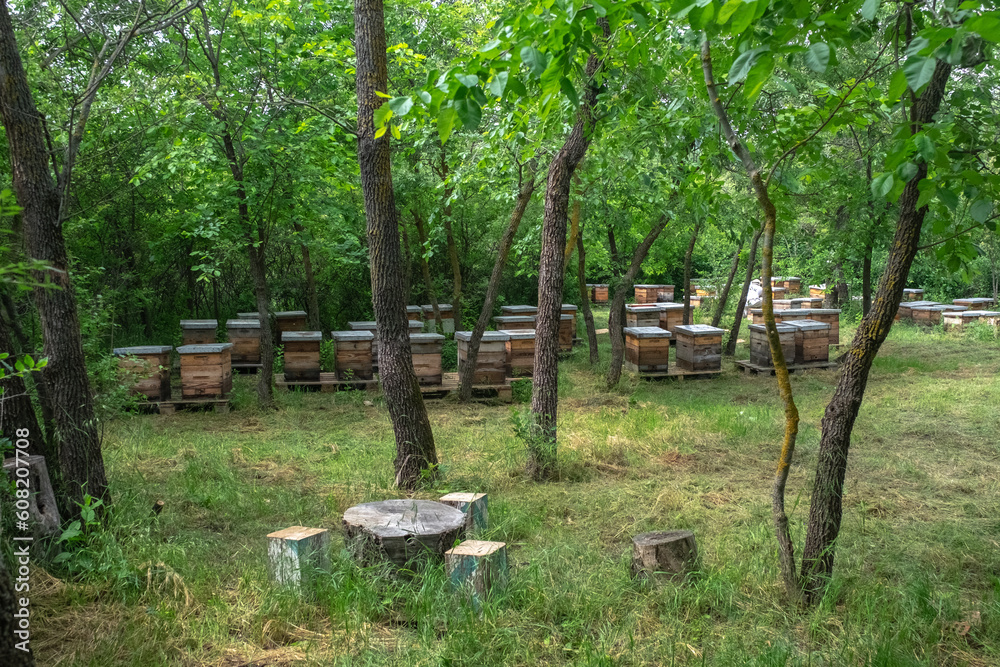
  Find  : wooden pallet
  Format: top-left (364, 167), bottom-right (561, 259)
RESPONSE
top-left (632, 367), bottom-right (723, 381)
top-left (419, 372), bottom-right (513, 402)
top-left (155, 397), bottom-right (231, 415)
top-left (275, 372), bottom-right (377, 392)
top-left (735, 359), bottom-right (839, 375)
top-left (232, 363), bottom-right (263, 374)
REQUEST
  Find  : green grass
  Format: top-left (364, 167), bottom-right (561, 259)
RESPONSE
top-left (32, 311), bottom-right (1000, 666)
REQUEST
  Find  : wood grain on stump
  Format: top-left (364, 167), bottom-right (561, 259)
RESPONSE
top-left (342, 499), bottom-right (466, 567)
top-left (631, 530), bottom-right (697, 580)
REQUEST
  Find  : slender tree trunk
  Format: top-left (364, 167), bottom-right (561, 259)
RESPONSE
top-left (412, 210), bottom-right (442, 332)
top-left (459, 162), bottom-right (537, 401)
top-left (293, 221), bottom-right (323, 333)
top-left (400, 220), bottom-right (413, 300)
top-left (355, 0), bottom-right (437, 488)
top-left (211, 276), bottom-right (221, 324)
top-left (248, 241), bottom-right (275, 406)
top-left (528, 21), bottom-right (608, 480)
top-left (0, 1), bottom-right (108, 513)
top-left (712, 239), bottom-right (745, 328)
top-left (682, 219), bottom-right (701, 325)
top-left (439, 152), bottom-right (463, 329)
top-left (577, 229), bottom-right (599, 364)
top-left (725, 224), bottom-right (763, 356)
top-left (606, 214), bottom-right (669, 388)
top-left (607, 225), bottom-right (622, 277)
top-left (862, 157), bottom-right (875, 316)
top-left (800, 60), bottom-right (953, 605)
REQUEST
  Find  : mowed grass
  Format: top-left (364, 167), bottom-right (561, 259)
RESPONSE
top-left (33, 312), bottom-right (1000, 666)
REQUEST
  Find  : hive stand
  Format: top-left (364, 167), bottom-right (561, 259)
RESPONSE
top-left (226, 319), bottom-right (262, 372)
top-left (113, 345), bottom-right (172, 401)
top-left (180, 319), bottom-right (217, 346)
top-left (342, 500), bottom-right (466, 567)
top-left (267, 526), bottom-right (330, 594)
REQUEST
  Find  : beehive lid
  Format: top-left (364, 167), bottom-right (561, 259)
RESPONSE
top-left (332, 330), bottom-right (374, 341)
top-left (586, 283), bottom-right (596, 287)
top-left (954, 297), bottom-right (994, 304)
top-left (180, 319), bottom-right (217, 329)
top-left (659, 303), bottom-right (685, 311)
top-left (499, 329), bottom-right (535, 340)
top-left (275, 311), bottom-right (307, 318)
top-left (560, 314), bottom-right (573, 320)
top-left (626, 304), bottom-right (660, 312)
top-left (422, 304), bottom-right (452, 312)
top-left (408, 321), bottom-right (423, 331)
top-left (790, 298), bottom-right (816, 303)
top-left (561, 304), bottom-right (578, 311)
top-left (784, 319), bottom-right (831, 332)
top-left (674, 324), bottom-right (725, 336)
top-left (455, 331), bottom-right (509, 342)
top-left (406, 305), bottom-right (423, 313)
top-left (623, 326), bottom-right (671, 338)
top-left (635, 284), bottom-right (667, 288)
top-left (348, 321), bottom-right (378, 330)
top-left (237, 312), bottom-right (261, 318)
top-left (903, 288), bottom-right (924, 294)
top-left (749, 323), bottom-right (796, 334)
top-left (784, 276), bottom-right (801, 280)
top-left (958, 310), bottom-right (1000, 318)
top-left (796, 308), bottom-right (842, 315)
top-left (502, 305), bottom-right (538, 314)
top-left (494, 315), bottom-right (535, 323)
top-left (226, 319), bottom-right (260, 328)
top-left (177, 343), bottom-right (232, 354)
top-left (939, 305), bottom-right (967, 312)
top-left (773, 299), bottom-right (794, 306)
top-left (410, 333), bottom-right (445, 342)
top-left (810, 284), bottom-right (826, 289)
top-left (899, 300), bottom-right (938, 309)
top-left (593, 283), bottom-right (609, 287)
top-left (282, 331), bottom-right (321, 342)
top-left (773, 309), bottom-right (809, 318)
top-left (113, 345), bottom-right (172, 356)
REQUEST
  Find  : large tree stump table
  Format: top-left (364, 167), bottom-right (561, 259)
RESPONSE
top-left (342, 500), bottom-right (466, 567)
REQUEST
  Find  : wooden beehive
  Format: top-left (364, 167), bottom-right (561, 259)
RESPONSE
top-left (422, 304), bottom-right (455, 333)
top-left (624, 326), bottom-right (671, 373)
top-left (942, 310), bottom-right (1000, 330)
top-left (410, 333), bottom-right (444, 385)
top-left (348, 321), bottom-right (379, 366)
top-left (626, 304), bottom-right (661, 328)
top-left (406, 305), bottom-right (424, 324)
top-left (796, 308), bottom-right (841, 345)
top-left (809, 285), bottom-right (825, 297)
top-left (790, 297), bottom-right (824, 309)
top-left (177, 343), bottom-right (232, 398)
top-left (693, 284), bottom-right (716, 297)
top-left (456, 331), bottom-right (509, 385)
top-left (953, 297), bottom-right (997, 309)
top-left (180, 319), bottom-right (217, 346)
top-left (772, 286), bottom-right (787, 299)
top-left (749, 308), bottom-right (811, 326)
top-left (773, 299), bottom-right (794, 310)
top-left (275, 311), bottom-right (308, 336)
top-left (500, 305), bottom-right (538, 317)
top-left (500, 329), bottom-right (535, 377)
top-left (656, 287), bottom-right (675, 303)
top-left (912, 304), bottom-right (965, 326)
top-left (493, 315), bottom-right (536, 331)
top-left (282, 331), bottom-right (322, 382)
top-left (768, 276), bottom-right (783, 288)
top-left (748, 323), bottom-right (796, 367)
top-left (902, 288), bottom-right (924, 302)
top-left (587, 284), bottom-right (609, 304)
top-left (658, 303), bottom-right (685, 337)
top-left (237, 312), bottom-right (261, 320)
top-left (408, 320), bottom-right (423, 335)
top-left (895, 301), bottom-right (938, 322)
top-left (559, 315), bottom-right (574, 352)
top-left (331, 330), bottom-right (374, 380)
top-left (782, 277), bottom-right (802, 294)
top-left (226, 319), bottom-right (261, 364)
top-left (785, 320), bottom-right (831, 364)
top-left (561, 304), bottom-right (578, 333)
top-left (634, 284), bottom-right (667, 304)
top-left (113, 345), bottom-right (172, 401)
top-left (673, 324), bottom-right (723, 372)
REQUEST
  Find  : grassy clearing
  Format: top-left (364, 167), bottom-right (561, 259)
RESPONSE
top-left (31, 311), bottom-right (1000, 666)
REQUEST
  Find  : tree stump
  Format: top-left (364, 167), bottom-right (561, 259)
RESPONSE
top-left (439, 492), bottom-right (488, 536)
top-left (342, 500), bottom-right (465, 567)
top-left (630, 530), bottom-right (697, 581)
top-left (2, 454), bottom-right (61, 540)
top-left (445, 540), bottom-right (508, 606)
top-left (267, 526), bottom-right (330, 593)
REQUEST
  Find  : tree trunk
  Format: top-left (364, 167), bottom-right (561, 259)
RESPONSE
top-left (355, 0), bottom-right (437, 489)
top-left (712, 239), bottom-right (745, 328)
top-left (725, 224), bottom-right (763, 356)
top-left (528, 22), bottom-right (608, 480)
top-left (605, 214), bottom-right (669, 388)
top-left (0, 293), bottom-right (55, 453)
top-left (576, 228), bottom-right (599, 365)
top-left (800, 59), bottom-right (953, 605)
top-left (400, 219), bottom-right (413, 300)
top-left (458, 162), bottom-right (537, 401)
top-left (248, 241), bottom-right (275, 407)
top-left (412, 210), bottom-right (442, 332)
top-left (0, 314), bottom-right (43, 456)
top-left (293, 221), bottom-right (323, 333)
top-left (862, 246), bottom-right (873, 316)
top-left (607, 225), bottom-right (622, 277)
top-left (0, 1), bottom-right (109, 513)
top-left (682, 219), bottom-right (701, 325)
top-left (439, 152), bottom-right (463, 330)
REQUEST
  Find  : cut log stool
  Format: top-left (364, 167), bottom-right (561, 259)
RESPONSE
top-left (226, 319), bottom-right (261, 364)
top-left (331, 330), bottom-right (374, 380)
top-left (282, 331), bottom-right (322, 382)
top-left (410, 332), bottom-right (444, 385)
top-left (342, 499), bottom-right (466, 567)
top-left (673, 324), bottom-right (723, 372)
top-left (500, 329), bottom-right (535, 376)
top-left (748, 323), bottom-right (796, 367)
top-left (180, 319), bottom-right (217, 345)
top-left (630, 530), bottom-right (698, 581)
top-left (445, 540), bottom-right (508, 605)
top-left (439, 492), bottom-right (489, 536)
top-left (3, 454), bottom-right (61, 540)
top-left (177, 343), bottom-right (233, 398)
top-left (456, 331), bottom-right (509, 385)
top-left (267, 526), bottom-right (330, 593)
top-left (275, 311), bottom-right (308, 336)
top-left (113, 345), bottom-right (172, 401)
top-left (624, 326), bottom-right (671, 373)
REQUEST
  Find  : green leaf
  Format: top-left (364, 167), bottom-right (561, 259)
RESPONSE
top-left (887, 68), bottom-right (907, 100)
top-left (861, 0), bottom-right (880, 21)
top-left (744, 53), bottom-right (774, 101)
top-left (728, 46), bottom-right (769, 83)
top-left (455, 73), bottom-right (479, 87)
top-left (938, 187), bottom-right (959, 210)
top-left (965, 14), bottom-right (1000, 43)
top-left (730, 1), bottom-right (757, 33)
top-left (488, 71), bottom-right (508, 97)
top-left (390, 124), bottom-right (401, 140)
top-left (898, 161), bottom-right (918, 182)
top-left (970, 198), bottom-right (993, 223)
top-left (437, 107), bottom-right (458, 143)
top-left (916, 179), bottom-right (937, 208)
top-left (592, 0), bottom-right (611, 16)
top-left (418, 90), bottom-right (432, 105)
top-left (913, 134), bottom-right (934, 161)
top-left (559, 77), bottom-right (579, 106)
top-left (690, 1), bottom-right (716, 29)
top-left (871, 172), bottom-right (893, 198)
top-left (478, 39), bottom-right (501, 53)
top-left (717, 0), bottom-right (743, 24)
top-left (903, 56), bottom-right (937, 92)
top-left (388, 96), bottom-right (413, 116)
top-left (520, 46), bottom-right (548, 76)
top-left (374, 126), bottom-right (387, 139)
top-left (373, 102), bottom-right (392, 128)
top-left (804, 43), bottom-right (831, 73)
top-left (454, 98), bottom-right (482, 130)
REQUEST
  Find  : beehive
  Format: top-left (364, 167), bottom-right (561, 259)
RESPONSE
top-left (493, 315), bottom-right (536, 331)
top-left (953, 297), bottom-right (996, 309)
top-left (275, 311), bottom-right (308, 336)
top-left (658, 303), bottom-right (685, 337)
top-left (772, 287), bottom-right (787, 299)
top-left (796, 308), bottom-right (841, 345)
top-left (790, 297), bottom-right (824, 309)
top-left (406, 305), bottom-right (424, 324)
top-left (635, 284), bottom-right (669, 304)
top-left (226, 319), bottom-right (261, 364)
top-left (895, 301), bottom-right (938, 322)
top-left (912, 304), bottom-right (966, 326)
top-left (500, 305), bottom-right (538, 317)
top-left (456, 331), bottom-right (509, 385)
top-left (942, 310), bottom-right (1000, 330)
top-left (282, 331), bottom-right (322, 382)
top-left (180, 319), bottom-right (217, 346)
top-left (408, 333), bottom-right (444, 385)
top-left (785, 320), bottom-right (831, 363)
top-left (809, 285), bottom-right (825, 297)
top-left (624, 327), bottom-right (671, 373)
top-left (748, 323), bottom-right (796, 367)
top-left (782, 277), bottom-right (802, 294)
top-left (626, 304), bottom-right (661, 328)
top-left (749, 308), bottom-right (811, 326)
top-left (113, 346), bottom-right (172, 401)
top-left (561, 304), bottom-right (578, 333)
top-left (408, 320), bottom-right (423, 334)
top-left (237, 312), bottom-right (261, 320)
top-left (348, 321), bottom-right (379, 366)
top-left (500, 329), bottom-right (535, 376)
top-left (331, 330), bottom-right (374, 380)
top-left (773, 299), bottom-right (794, 310)
top-left (673, 324), bottom-right (723, 372)
top-left (559, 314), bottom-right (574, 352)
top-left (902, 288), bottom-right (925, 302)
top-left (693, 284), bottom-right (716, 297)
top-left (422, 304), bottom-right (455, 333)
top-left (656, 287), bottom-right (675, 302)
top-left (589, 284), bottom-right (609, 304)
top-left (177, 343), bottom-right (232, 398)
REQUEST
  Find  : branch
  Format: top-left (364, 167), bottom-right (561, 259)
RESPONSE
top-left (916, 222), bottom-right (984, 250)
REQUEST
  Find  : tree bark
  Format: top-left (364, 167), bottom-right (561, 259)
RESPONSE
top-left (458, 162), bottom-right (537, 401)
top-left (605, 214), bottom-right (669, 388)
top-left (528, 22), bottom-right (608, 480)
top-left (412, 210), bottom-right (442, 332)
top-left (439, 151), bottom-right (463, 330)
top-left (0, 315), bottom-right (43, 456)
top-left (800, 59), bottom-right (953, 605)
top-left (725, 224), bottom-right (763, 356)
top-left (355, 0), bottom-right (437, 488)
top-left (293, 221), bottom-right (323, 333)
top-left (712, 238), bottom-right (745, 328)
top-left (0, 0), bottom-right (109, 513)
top-left (0, 293), bottom-right (55, 452)
top-left (682, 219), bottom-right (701, 325)
top-left (576, 228), bottom-right (599, 365)
top-left (607, 225), bottom-right (622, 277)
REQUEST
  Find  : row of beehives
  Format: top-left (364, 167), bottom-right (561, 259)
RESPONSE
top-left (894, 296), bottom-right (999, 329)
